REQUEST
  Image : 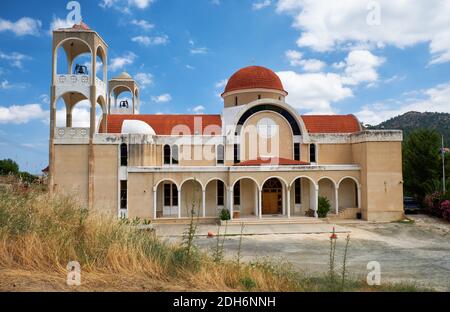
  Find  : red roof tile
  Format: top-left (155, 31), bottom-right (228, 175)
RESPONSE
top-left (223, 66), bottom-right (286, 95)
top-left (100, 114), bottom-right (222, 135)
top-left (100, 114), bottom-right (361, 135)
top-left (236, 157), bottom-right (310, 166)
top-left (71, 22), bottom-right (91, 31)
top-left (301, 114), bottom-right (361, 133)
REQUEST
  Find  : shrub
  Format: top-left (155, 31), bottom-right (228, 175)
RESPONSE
top-left (0, 159), bottom-right (19, 175)
top-left (220, 208), bottom-right (230, 221)
top-left (318, 196), bottom-right (331, 218)
top-left (424, 192), bottom-right (442, 217)
top-left (441, 200), bottom-right (450, 221)
top-left (239, 276), bottom-right (257, 290)
top-left (18, 171), bottom-right (38, 184)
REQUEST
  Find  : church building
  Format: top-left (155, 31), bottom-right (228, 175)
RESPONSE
top-left (49, 23), bottom-right (404, 222)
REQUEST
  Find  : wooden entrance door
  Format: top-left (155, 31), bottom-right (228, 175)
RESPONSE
top-left (263, 192), bottom-right (279, 214)
top-left (262, 178), bottom-right (282, 215)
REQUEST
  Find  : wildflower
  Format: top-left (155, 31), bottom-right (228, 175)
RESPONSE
top-left (330, 227), bottom-right (338, 240)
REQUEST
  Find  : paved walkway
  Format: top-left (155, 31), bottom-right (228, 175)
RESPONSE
top-left (155, 222), bottom-right (351, 237)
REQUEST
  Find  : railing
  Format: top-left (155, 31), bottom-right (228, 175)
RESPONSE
top-left (110, 106), bottom-right (134, 114)
top-left (55, 127), bottom-right (89, 139)
top-left (55, 74), bottom-right (89, 87)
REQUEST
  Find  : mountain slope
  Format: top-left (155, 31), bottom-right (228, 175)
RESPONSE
top-left (367, 111), bottom-right (450, 145)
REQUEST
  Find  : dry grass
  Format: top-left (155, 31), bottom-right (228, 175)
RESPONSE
top-left (0, 184), bottom-right (430, 292)
top-left (0, 186), bottom-right (301, 291)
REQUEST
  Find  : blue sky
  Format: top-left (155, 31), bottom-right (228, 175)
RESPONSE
top-left (1, 0), bottom-right (450, 173)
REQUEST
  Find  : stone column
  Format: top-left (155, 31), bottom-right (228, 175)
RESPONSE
top-left (287, 186), bottom-right (291, 218)
top-left (357, 185), bottom-right (362, 209)
top-left (335, 186), bottom-right (339, 214)
top-left (229, 188), bottom-right (234, 220)
top-left (153, 187), bottom-right (157, 220)
top-left (202, 189), bottom-right (206, 218)
top-left (258, 188), bottom-right (262, 219)
top-left (314, 185), bottom-right (319, 218)
top-left (177, 190), bottom-right (181, 218)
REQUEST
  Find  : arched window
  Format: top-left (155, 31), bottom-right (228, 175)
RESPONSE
top-left (163, 145), bottom-right (171, 165)
top-left (309, 144), bottom-right (316, 163)
top-left (172, 145), bottom-right (179, 165)
top-left (233, 181), bottom-right (241, 205)
top-left (217, 144), bottom-right (224, 165)
top-left (235, 96), bottom-right (238, 106)
top-left (217, 180), bottom-right (224, 206)
top-left (120, 143), bottom-right (128, 166)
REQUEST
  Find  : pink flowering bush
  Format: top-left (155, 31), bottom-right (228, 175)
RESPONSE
top-left (441, 200), bottom-right (450, 221)
top-left (424, 192), bottom-right (443, 217)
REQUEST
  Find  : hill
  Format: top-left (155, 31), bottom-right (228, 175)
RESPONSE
top-left (367, 111), bottom-right (450, 145)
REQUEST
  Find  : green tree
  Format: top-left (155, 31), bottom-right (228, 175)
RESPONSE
top-left (0, 159), bottom-right (19, 175)
top-left (403, 129), bottom-right (441, 202)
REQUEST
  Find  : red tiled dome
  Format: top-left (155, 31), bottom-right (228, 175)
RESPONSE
top-left (223, 66), bottom-right (286, 95)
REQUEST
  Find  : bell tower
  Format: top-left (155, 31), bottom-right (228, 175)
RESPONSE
top-left (108, 72), bottom-right (140, 115)
top-left (49, 22), bottom-right (108, 209)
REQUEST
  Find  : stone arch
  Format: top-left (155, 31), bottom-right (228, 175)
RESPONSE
top-left (289, 176), bottom-right (318, 217)
top-left (233, 99), bottom-right (310, 141)
top-left (338, 177), bottom-right (361, 210)
top-left (54, 37), bottom-right (93, 77)
top-left (318, 177), bottom-right (338, 214)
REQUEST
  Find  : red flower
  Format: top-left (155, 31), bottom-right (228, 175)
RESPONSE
top-left (330, 227), bottom-right (338, 239)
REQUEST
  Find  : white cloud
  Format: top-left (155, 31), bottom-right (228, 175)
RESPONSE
top-left (131, 35), bottom-right (169, 46)
top-left (285, 50), bottom-right (325, 72)
top-left (0, 17), bottom-right (41, 36)
top-left (190, 47), bottom-right (208, 55)
top-left (276, 0), bottom-right (450, 65)
top-left (341, 50), bottom-right (384, 85)
top-left (253, 0), bottom-right (271, 10)
top-left (277, 71), bottom-right (353, 114)
top-left (211, 0), bottom-right (220, 5)
top-left (130, 19), bottom-right (154, 31)
top-left (109, 52), bottom-right (136, 71)
top-left (49, 16), bottom-right (73, 34)
top-left (0, 51), bottom-right (31, 68)
top-left (185, 64), bottom-right (195, 70)
top-left (100, 0), bottom-right (153, 10)
top-left (134, 72), bottom-right (153, 87)
top-left (129, 0), bottom-right (154, 9)
top-left (55, 100), bottom-right (103, 127)
top-left (0, 104), bottom-right (47, 124)
top-left (191, 105), bottom-right (205, 114)
top-left (151, 93), bottom-right (172, 103)
top-left (356, 82), bottom-right (450, 125)
top-left (0, 80), bottom-right (11, 89)
top-left (215, 79), bottom-right (228, 89)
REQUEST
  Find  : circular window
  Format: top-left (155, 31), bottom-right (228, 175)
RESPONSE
top-left (257, 117), bottom-right (278, 138)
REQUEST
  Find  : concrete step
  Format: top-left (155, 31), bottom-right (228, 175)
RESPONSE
top-left (221, 217), bottom-right (324, 225)
top-left (152, 217), bottom-right (217, 225)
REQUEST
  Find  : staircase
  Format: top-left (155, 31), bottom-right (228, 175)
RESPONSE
top-left (221, 216), bottom-right (324, 225)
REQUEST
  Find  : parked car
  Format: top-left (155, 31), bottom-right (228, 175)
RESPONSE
top-left (403, 197), bottom-right (421, 214)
